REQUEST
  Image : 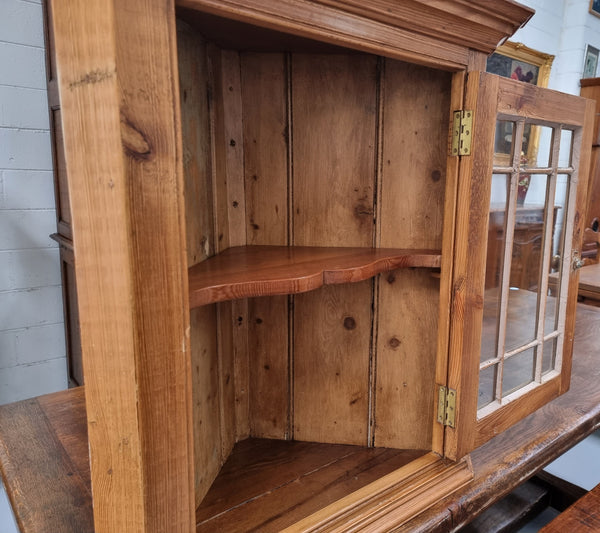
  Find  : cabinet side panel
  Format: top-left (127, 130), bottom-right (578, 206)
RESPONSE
top-left (375, 62), bottom-right (451, 449)
top-left (292, 54), bottom-right (377, 445)
top-left (190, 306), bottom-right (221, 504)
top-left (177, 23), bottom-right (215, 267)
top-left (241, 53), bottom-right (291, 439)
top-left (177, 24), bottom-right (224, 508)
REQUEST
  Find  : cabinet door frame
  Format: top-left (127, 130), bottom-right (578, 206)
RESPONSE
top-left (444, 72), bottom-right (594, 461)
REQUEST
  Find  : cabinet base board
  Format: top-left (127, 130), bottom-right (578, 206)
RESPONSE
top-left (195, 438), bottom-right (473, 532)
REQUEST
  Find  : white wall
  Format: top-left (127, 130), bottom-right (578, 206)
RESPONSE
top-left (0, 0), bottom-right (67, 405)
top-left (512, 0), bottom-right (600, 95)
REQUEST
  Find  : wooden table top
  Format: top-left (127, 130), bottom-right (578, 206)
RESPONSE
top-left (577, 262), bottom-right (600, 295)
top-left (539, 481), bottom-right (600, 532)
top-left (0, 303), bottom-right (599, 533)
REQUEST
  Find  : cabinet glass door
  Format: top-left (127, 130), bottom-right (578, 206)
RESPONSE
top-left (444, 72), bottom-right (593, 460)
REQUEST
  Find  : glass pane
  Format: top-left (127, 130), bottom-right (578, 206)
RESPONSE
top-left (542, 338), bottom-right (557, 375)
top-left (478, 364), bottom-right (497, 409)
top-left (505, 288), bottom-right (537, 352)
top-left (546, 174), bottom-right (571, 330)
top-left (559, 129), bottom-right (573, 168)
top-left (482, 174), bottom-right (510, 363)
top-left (494, 121), bottom-right (515, 166)
top-left (502, 348), bottom-right (535, 397)
top-left (522, 125), bottom-right (553, 168)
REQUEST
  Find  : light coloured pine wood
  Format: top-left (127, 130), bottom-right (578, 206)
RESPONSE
top-left (176, 24), bottom-right (223, 506)
top-left (432, 69), bottom-right (466, 456)
top-left (294, 281), bottom-right (373, 445)
top-left (283, 452), bottom-right (473, 532)
top-left (446, 73), bottom-right (593, 460)
top-left (189, 306), bottom-right (221, 503)
top-left (445, 71), bottom-right (500, 461)
top-left (207, 46), bottom-right (251, 446)
top-left (176, 0), bottom-right (533, 70)
top-left (375, 60), bottom-right (451, 450)
top-left (50, 1), bottom-right (194, 532)
top-left (292, 53), bottom-right (377, 444)
top-left (177, 22), bottom-right (214, 267)
top-left (188, 246), bottom-right (441, 307)
top-left (241, 53), bottom-right (291, 438)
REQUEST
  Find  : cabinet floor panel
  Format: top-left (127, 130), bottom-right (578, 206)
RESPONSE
top-left (196, 438), bottom-right (426, 532)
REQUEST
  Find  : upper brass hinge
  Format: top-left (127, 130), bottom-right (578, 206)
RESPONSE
top-left (451, 110), bottom-right (473, 156)
top-left (437, 385), bottom-right (457, 428)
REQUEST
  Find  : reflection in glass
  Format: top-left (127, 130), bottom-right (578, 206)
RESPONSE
top-left (478, 365), bottom-right (497, 410)
top-left (503, 348), bottom-right (535, 396)
top-left (493, 121), bottom-right (515, 167)
top-left (479, 116), bottom-right (575, 415)
top-left (505, 288), bottom-right (537, 353)
top-left (482, 174), bottom-right (510, 363)
top-left (522, 125), bottom-right (553, 168)
top-left (542, 338), bottom-right (557, 375)
top-left (559, 130), bottom-right (573, 168)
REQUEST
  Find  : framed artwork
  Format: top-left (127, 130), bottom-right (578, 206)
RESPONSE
top-left (486, 42), bottom-right (554, 167)
top-left (590, 0), bottom-right (600, 18)
top-left (583, 45), bottom-right (599, 78)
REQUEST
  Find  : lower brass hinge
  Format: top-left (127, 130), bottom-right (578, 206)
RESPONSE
top-left (451, 110), bottom-right (473, 156)
top-left (437, 385), bottom-right (457, 428)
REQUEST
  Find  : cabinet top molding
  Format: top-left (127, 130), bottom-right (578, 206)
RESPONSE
top-left (176, 0), bottom-right (534, 69)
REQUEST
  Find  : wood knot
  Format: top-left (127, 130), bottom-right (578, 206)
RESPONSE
top-left (387, 272), bottom-right (396, 284)
top-left (431, 169), bottom-right (442, 182)
top-left (388, 336), bottom-right (401, 349)
top-left (120, 112), bottom-right (152, 160)
top-left (343, 316), bottom-right (356, 330)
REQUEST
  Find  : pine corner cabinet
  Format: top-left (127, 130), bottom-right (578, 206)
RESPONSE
top-left (38, 0), bottom-right (594, 532)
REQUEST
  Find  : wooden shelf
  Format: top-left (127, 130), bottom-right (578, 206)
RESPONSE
top-left (188, 245), bottom-right (441, 307)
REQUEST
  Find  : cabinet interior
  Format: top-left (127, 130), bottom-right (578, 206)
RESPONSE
top-left (176, 8), bottom-right (453, 524)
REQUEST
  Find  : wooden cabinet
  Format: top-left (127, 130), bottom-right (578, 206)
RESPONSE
top-left (44, 1), bottom-right (593, 531)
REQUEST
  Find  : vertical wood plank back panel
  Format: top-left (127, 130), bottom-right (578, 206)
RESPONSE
top-left (208, 48), bottom-right (251, 445)
top-left (294, 282), bottom-right (373, 445)
top-left (374, 269), bottom-right (439, 449)
top-left (241, 53), bottom-right (291, 439)
top-left (189, 306), bottom-right (221, 505)
top-left (292, 54), bottom-right (378, 247)
top-left (177, 22), bottom-right (214, 267)
top-left (51, 0), bottom-right (194, 531)
top-left (292, 54), bottom-right (378, 445)
top-left (375, 61), bottom-right (451, 449)
top-left (176, 22), bottom-right (223, 507)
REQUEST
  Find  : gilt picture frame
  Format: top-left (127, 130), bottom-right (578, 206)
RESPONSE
top-left (487, 42), bottom-right (555, 166)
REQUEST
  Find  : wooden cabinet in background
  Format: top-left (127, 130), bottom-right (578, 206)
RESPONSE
top-left (39, 1), bottom-right (593, 531)
top-left (43, 0), bottom-right (82, 387)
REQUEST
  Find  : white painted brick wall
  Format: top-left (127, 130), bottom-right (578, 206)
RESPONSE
top-left (0, 0), bottom-right (67, 407)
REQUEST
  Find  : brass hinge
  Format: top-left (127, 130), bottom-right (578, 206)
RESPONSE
top-left (451, 110), bottom-right (473, 156)
top-left (437, 385), bottom-right (457, 428)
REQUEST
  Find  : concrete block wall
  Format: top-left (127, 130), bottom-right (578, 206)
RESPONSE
top-left (0, 0), bottom-right (67, 405)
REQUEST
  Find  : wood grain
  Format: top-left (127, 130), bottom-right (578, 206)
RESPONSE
top-left (0, 390), bottom-right (93, 533)
top-left (51, 1), bottom-right (194, 531)
top-left (294, 281), bottom-right (373, 445)
top-left (241, 52), bottom-right (291, 439)
top-left (375, 59), bottom-right (451, 449)
top-left (188, 245), bottom-right (441, 307)
top-left (196, 438), bottom-right (427, 532)
top-left (3, 305), bottom-right (599, 533)
top-left (540, 482), bottom-right (600, 533)
top-left (176, 0), bottom-right (532, 70)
